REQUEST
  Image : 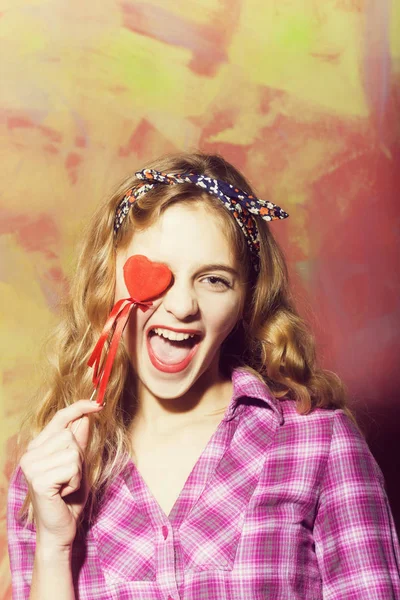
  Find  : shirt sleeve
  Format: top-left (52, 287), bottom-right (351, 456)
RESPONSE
top-left (314, 409), bottom-right (400, 599)
top-left (7, 464), bottom-right (36, 600)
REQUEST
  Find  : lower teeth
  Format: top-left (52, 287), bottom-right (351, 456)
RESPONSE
top-left (149, 333), bottom-right (197, 364)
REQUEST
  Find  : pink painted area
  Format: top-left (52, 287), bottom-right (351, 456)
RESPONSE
top-left (7, 115), bottom-right (35, 130)
top-left (363, 0), bottom-right (391, 128)
top-left (65, 152), bottom-right (82, 169)
top-left (41, 265), bottom-right (70, 305)
top-left (202, 141), bottom-right (250, 172)
top-left (0, 212), bottom-right (59, 258)
top-left (75, 135), bottom-right (87, 148)
top-left (192, 109), bottom-right (237, 140)
top-left (119, 1), bottom-right (241, 76)
top-left (65, 152), bottom-right (82, 184)
top-left (108, 85), bottom-right (129, 94)
top-left (259, 86), bottom-right (286, 115)
top-left (310, 145), bottom-right (400, 395)
top-left (38, 125), bottom-right (63, 143)
top-left (119, 119), bottom-right (177, 159)
top-left (5, 112), bottom-right (63, 145)
top-left (310, 51), bottom-right (341, 64)
top-left (43, 143), bottom-right (59, 154)
top-left (0, 209), bottom-right (68, 311)
top-left (336, 0), bottom-right (365, 12)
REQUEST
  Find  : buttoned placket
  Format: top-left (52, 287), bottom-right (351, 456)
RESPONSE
top-left (122, 389), bottom-right (250, 599)
top-left (156, 518), bottom-right (180, 600)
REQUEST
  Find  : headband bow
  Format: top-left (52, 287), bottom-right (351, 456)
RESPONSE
top-left (114, 169), bottom-right (289, 272)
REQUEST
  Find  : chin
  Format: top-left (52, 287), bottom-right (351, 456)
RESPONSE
top-left (135, 368), bottom-right (197, 401)
top-left (136, 352), bottom-right (220, 402)
top-left (147, 380), bottom-right (194, 401)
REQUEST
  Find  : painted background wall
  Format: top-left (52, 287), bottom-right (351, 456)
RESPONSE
top-left (1, 0), bottom-right (399, 595)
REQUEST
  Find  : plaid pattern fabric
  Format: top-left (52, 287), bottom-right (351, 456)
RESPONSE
top-left (7, 369), bottom-right (400, 599)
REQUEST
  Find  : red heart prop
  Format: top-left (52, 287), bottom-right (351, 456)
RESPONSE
top-left (123, 254), bottom-right (172, 302)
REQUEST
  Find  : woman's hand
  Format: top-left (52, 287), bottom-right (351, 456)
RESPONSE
top-left (19, 399), bottom-right (103, 549)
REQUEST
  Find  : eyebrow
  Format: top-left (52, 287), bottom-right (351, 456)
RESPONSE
top-left (194, 263), bottom-right (240, 278)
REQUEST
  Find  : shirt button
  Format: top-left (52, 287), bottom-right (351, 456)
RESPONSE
top-left (162, 525), bottom-right (168, 540)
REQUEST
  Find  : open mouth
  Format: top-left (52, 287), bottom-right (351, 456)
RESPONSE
top-left (146, 327), bottom-right (202, 373)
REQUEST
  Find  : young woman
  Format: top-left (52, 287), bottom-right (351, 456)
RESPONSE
top-left (7, 152), bottom-right (400, 599)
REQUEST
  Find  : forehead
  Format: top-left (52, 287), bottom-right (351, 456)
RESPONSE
top-left (120, 202), bottom-right (237, 268)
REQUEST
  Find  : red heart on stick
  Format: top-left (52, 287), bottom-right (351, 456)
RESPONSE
top-left (123, 254), bottom-right (172, 302)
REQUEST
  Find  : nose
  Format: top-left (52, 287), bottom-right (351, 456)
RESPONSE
top-left (161, 278), bottom-right (199, 321)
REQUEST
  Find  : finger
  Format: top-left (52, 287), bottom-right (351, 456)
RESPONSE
top-left (29, 400), bottom-right (103, 449)
top-left (24, 429), bottom-right (74, 462)
top-left (72, 417), bottom-right (83, 436)
top-left (60, 457), bottom-right (89, 501)
top-left (29, 461), bottom-right (82, 498)
top-left (70, 414), bottom-right (92, 454)
top-left (70, 391), bottom-right (106, 436)
top-left (60, 465), bottom-right (85, 498)
top-left (60, 474), bottom-right (81, 498)
top-left (24, 447), bottom-right (82, 483)
top-left (22, 433), bottom-right (83, 474)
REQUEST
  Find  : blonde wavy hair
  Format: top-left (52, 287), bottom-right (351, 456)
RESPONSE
top-left (15, 151), bottom-right (357, 531)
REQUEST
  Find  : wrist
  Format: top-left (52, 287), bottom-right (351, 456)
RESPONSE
top-left (35, 535), bottom-right (73, 562)
top-left (36, 543), bottom-right (72, 563)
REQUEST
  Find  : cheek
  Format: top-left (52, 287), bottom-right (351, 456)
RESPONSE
top-left (205, 297), bottom-right (242, 339)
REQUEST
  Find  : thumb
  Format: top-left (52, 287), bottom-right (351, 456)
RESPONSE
top-left (60, 416), bottom-right (91, 501)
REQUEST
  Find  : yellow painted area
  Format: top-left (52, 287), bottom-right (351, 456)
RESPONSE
top-left (229, 3), bottom-right (369, 116)
top-left (95, 29), bottom-right (224, 118)
top-left (0, 243), bottom-right (57, 367)
top-left (390, 0), bottom-right (400, 60)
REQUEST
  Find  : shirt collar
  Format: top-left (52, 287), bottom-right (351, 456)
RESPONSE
top-left (224, 367), bottom-right (284, 425)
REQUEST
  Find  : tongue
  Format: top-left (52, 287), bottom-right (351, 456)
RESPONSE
top-left (149, 334), bottom-right (194, 365)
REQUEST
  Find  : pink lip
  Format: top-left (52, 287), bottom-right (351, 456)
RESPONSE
top-left (146, 325), bottom-right (202, 373)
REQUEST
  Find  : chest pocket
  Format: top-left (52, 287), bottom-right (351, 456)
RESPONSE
top-left (177, 407), bottom-right (279, 572)
top-left (178, 508), bottom-right (243, 572)
top-left (177, 447), bottom-right (268, 572)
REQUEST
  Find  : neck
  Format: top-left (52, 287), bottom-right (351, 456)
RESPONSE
top-left (131, 364), bottom-right (232, 436)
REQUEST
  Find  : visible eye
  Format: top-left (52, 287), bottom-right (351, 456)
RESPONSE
top-left (201, 275), bottom-right (232, 290)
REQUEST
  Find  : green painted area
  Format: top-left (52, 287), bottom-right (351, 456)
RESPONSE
top-left (95, 29), bottom-right (222, 117)
top-left (229, 5), bottom-right (369, 116)
top-left (272, 14), bottom-right (314, 51)
top-left (295, 260), bottom-right (314, 284)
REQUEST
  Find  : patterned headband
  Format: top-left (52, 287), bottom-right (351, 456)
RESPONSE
top-left (114, 169), bottom-right (289, 271)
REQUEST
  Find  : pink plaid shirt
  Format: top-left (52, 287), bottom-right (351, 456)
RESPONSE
top-left (7, 368), bottom-right (400, 599)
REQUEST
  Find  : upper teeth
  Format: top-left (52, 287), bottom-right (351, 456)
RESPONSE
top-left (152, 328), bottom-right (196, 341)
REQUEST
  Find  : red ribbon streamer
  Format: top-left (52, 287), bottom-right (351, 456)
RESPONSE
top-left (87, 297), bottom-right (152, 405)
